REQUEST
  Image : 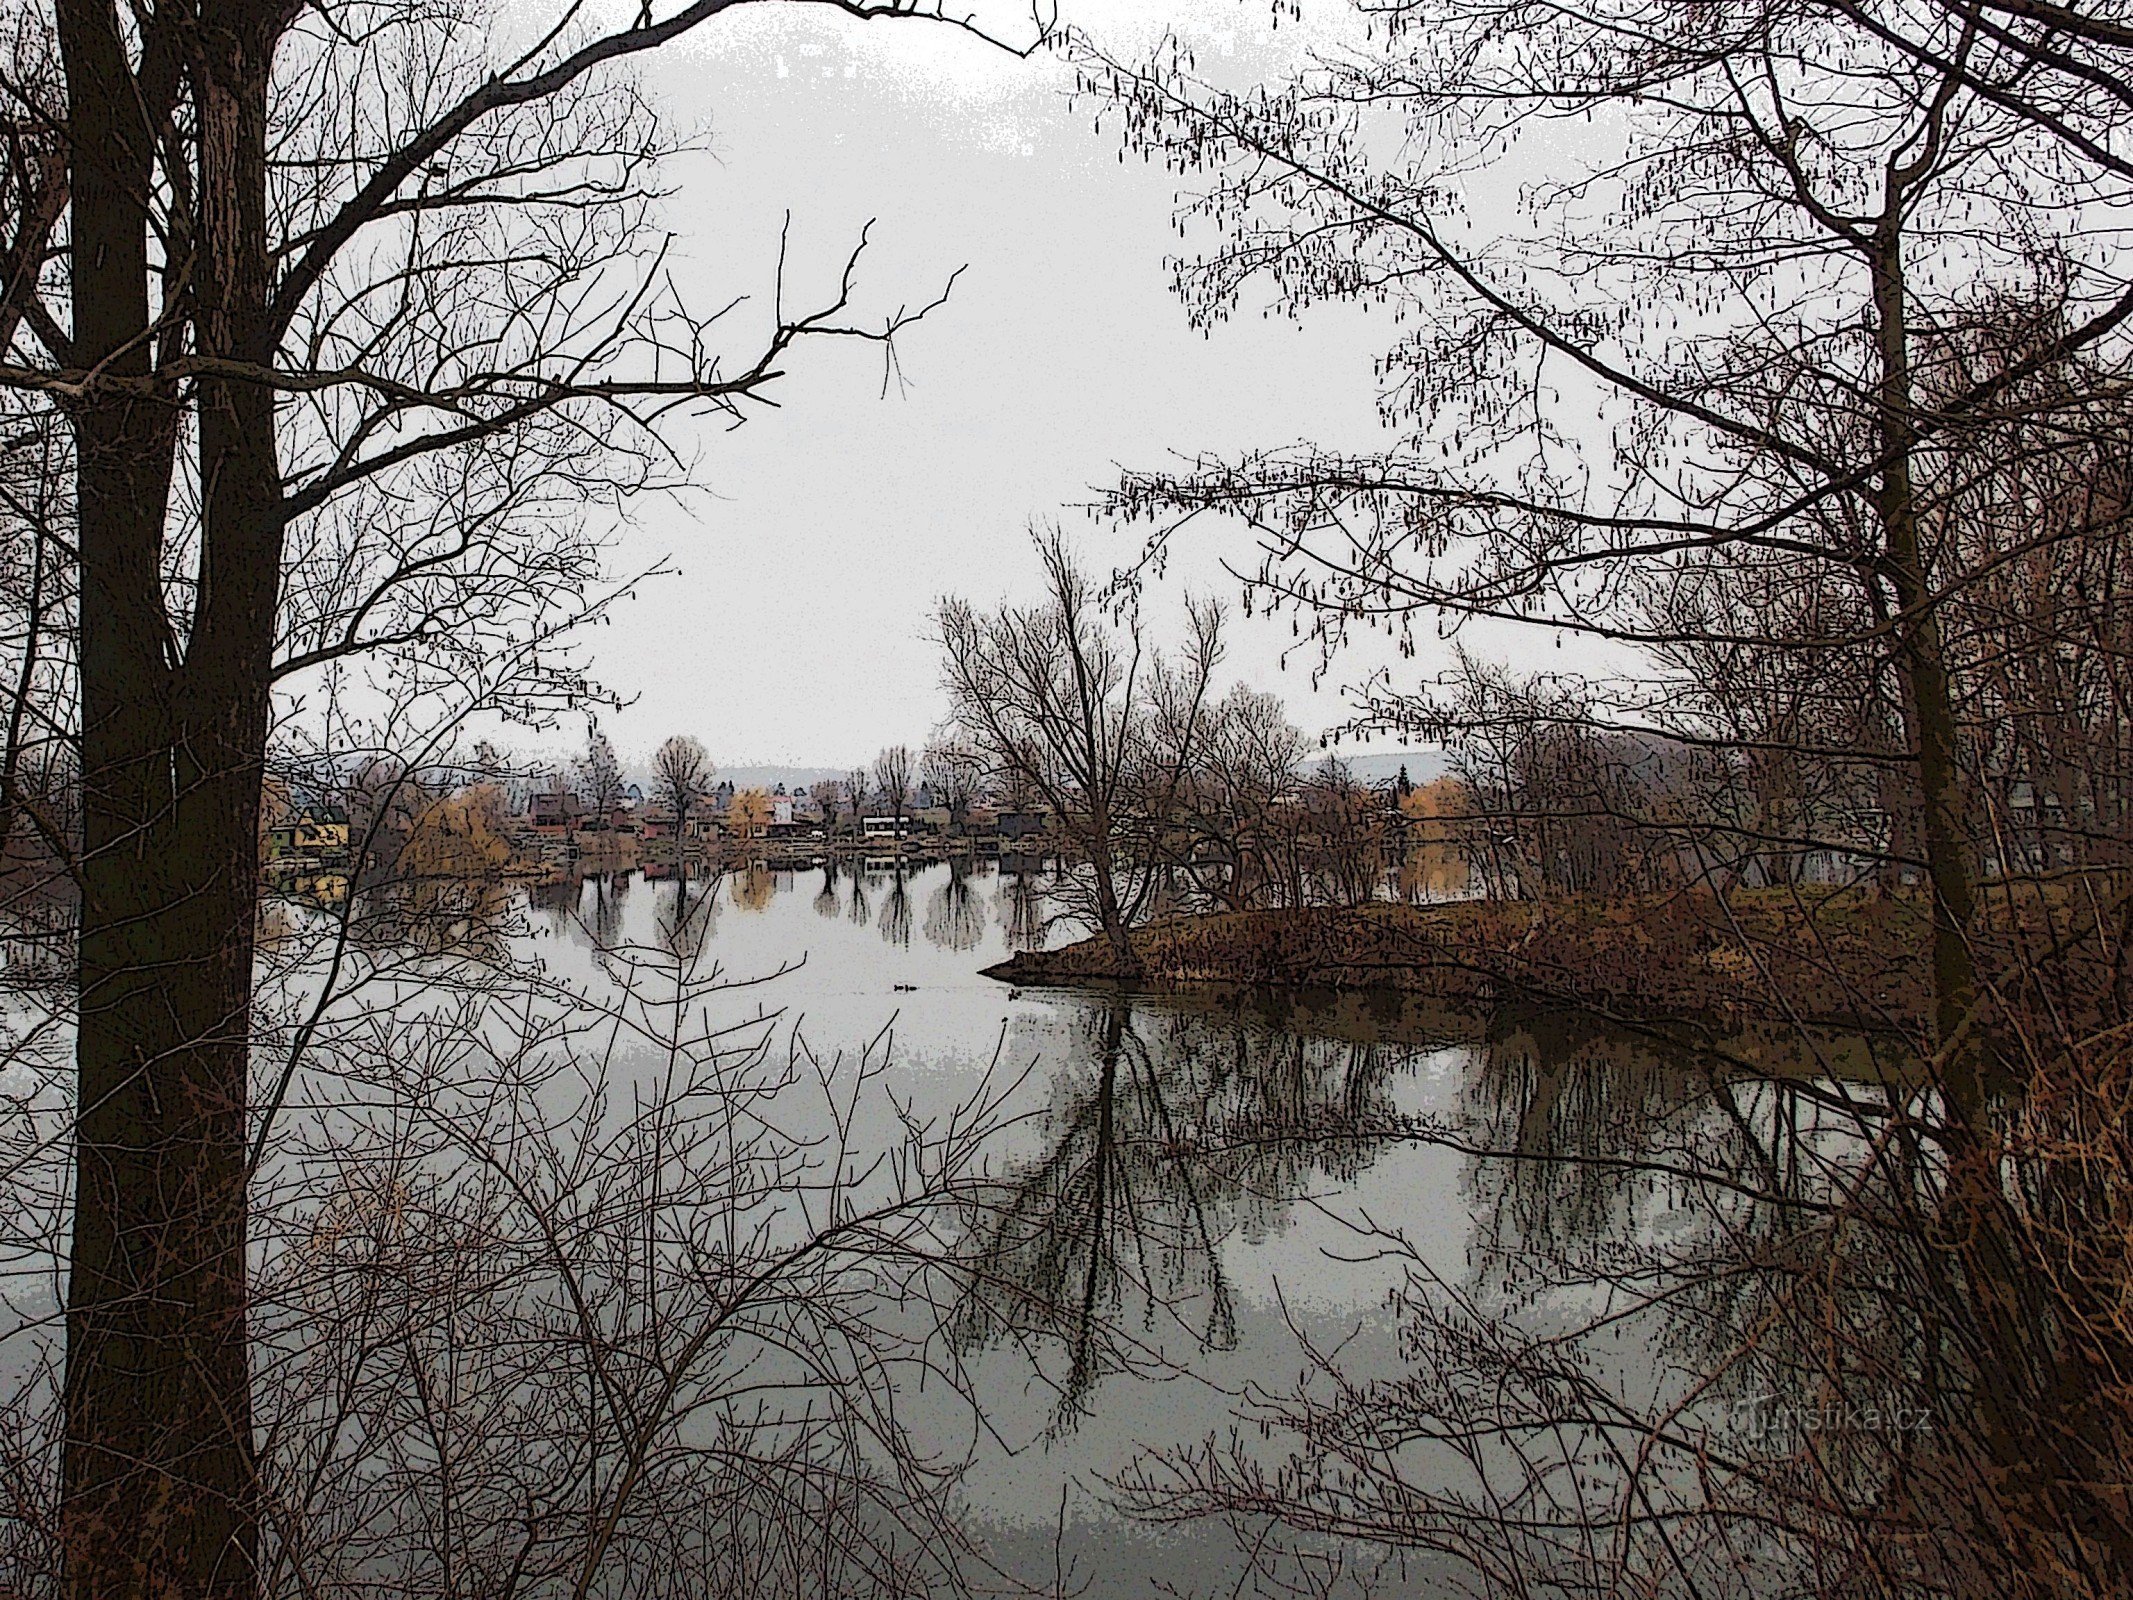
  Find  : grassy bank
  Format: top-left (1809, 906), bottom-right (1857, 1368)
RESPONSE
top-left (983, 892), bottom-right (1959, 1030)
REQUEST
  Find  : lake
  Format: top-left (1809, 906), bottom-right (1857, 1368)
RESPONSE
top-left (454, 859), bottom-right (1912, 1599)
top-left (508, 861), bottom-right (1459, 1594)
top-left (0, 855), bottom-right (1931, 1597)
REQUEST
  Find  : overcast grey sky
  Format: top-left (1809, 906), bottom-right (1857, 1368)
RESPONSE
top-left (567, 1), bottom-right (1452, 770)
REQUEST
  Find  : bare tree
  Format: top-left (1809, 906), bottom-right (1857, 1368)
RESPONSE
top-left (575, 716), bottom-right (626, 831)
top-left (845, 768), bottom-right (871, 838)
top-left (871, 745), bottom-right (914, 838)
top-left (1294, 758), bottom-right (1395, 908)
top-left (1076, 2), bottom-right (2133, 1590)
top-left (247, 882), bottom-right (1026, 1598)
top-left (1173, 685), bottom-right (1309, 911)
top-left (0, 0), bottom-right (1051, 1589)
top-left (939, 527), bottom-right (1222, 969)
top-left (1080, 0), bottom-right (2133, 1118)
top-left (808, 777), bottom-right (846, 836)
top-left (654, 734), bottom-right (711, 844)
top-left (920, 738), bottom-right (983, 834)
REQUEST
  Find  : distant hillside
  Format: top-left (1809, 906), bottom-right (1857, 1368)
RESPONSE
top-left (696, 753), bottom-right (1451, 793)
top-left (1311, 748), bottom-right (1449, 788)
top-left (500, 746), bottom-right (1448, 797)
top-left (690, 765), bottom-right (851, 793)
top-left (634, 756), bottom-right (1450, 795)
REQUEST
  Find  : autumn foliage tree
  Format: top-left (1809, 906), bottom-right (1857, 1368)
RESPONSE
top-left (725, 786), bottom-right (774, 843)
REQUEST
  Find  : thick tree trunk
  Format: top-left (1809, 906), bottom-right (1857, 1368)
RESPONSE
top-left (69, 717), bottom-right (263, 1600)
top-left (61, 4), bottom-right (284, 1595)
top-left (1866, 186), bottom-right (2100, 1563)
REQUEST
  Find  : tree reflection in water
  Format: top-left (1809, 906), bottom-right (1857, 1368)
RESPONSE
top-left (657, 872), bottom-right (717, 964)
top-left (877, 869), bottom-right (913, 949)
top-left (952, 996), bottom-right (1431, 1429)
top-left (814, 861), bottom-right (840, 920)
top-left (585, 870), bottom-right (629, 949)
top-left (527, 872), bottom-right (579, 934)
top-left (994, 870), bottom-right (1045, 952)
top-left (730, 864), bottom-right (775, 914)
top-left (1087, 1009), bottom-right (2072, 1600)
top-left (923, 860), bottom-right (986, 952)
top-left (341, 877), bottom-right (518, 962)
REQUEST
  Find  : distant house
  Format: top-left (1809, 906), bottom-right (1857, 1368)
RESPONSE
top-left (637, 802), bottom-right (676, 840)
top-left (995, 809), bottom-right (1049, 842)
top-left (528, 791), bottom-right (581, 836)
top-left (639, 793), bottom-right (719, 842)
top-left (264, 808), bottom-right (351, 867)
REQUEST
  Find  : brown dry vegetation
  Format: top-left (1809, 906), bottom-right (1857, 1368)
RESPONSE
top-left (988, 883), bottom-right (2132, 1036)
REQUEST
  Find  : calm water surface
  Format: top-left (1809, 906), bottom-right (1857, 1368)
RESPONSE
top-left (515, 862), bottom-right (1479, 1593)
top-left (463, 860), bottom-right (1886, 1597)
top-left (0, 858), bottom-right (1926, 1597)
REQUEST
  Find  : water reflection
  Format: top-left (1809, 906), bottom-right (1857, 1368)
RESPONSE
top-left (731, 863), bottom-right (775, 914)
top-left (523, 859), bottom-right (1063, 964)
top-left (1068, 1001), bottom-right (2042, 1600)
top-left (657, 871), bottom-right (718, 961)
top-left (924, 860), bottom-right (986, 953)
top-left (877, 869), bottom-right (913, 949)
top-left (585, 870), bottom-right (630, 948)
top-left (296, 873), bottom-right (518, 961)
top-left (953, 996), bottom-right (1438, 1427)
top-left (260, 856), bottom-right (2013, 1597)
top-left (527, 871), bottom-right (579, 927)
top-left (995, 869), bottom-right (1046, 952)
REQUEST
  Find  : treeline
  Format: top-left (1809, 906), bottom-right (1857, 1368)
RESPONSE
top-left (1402, 374), bottom-right (2133, 903)
top-left (940, 530), bottom-right (1445, 965)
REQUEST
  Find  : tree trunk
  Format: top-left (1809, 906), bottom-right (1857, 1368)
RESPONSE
top-left (68, 701), bottom-right (264, 1600)
top-left (1868, 213), bottom-right (1985, 1120)
top-left (1085, 810), bottom-right (1138, 974)
top-left (61, 4), bottom-right (284, 1594)
top-left (1866, 179), bottom-right (2099, 1560)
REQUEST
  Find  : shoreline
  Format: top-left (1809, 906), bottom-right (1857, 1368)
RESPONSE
top-left (980, 894), bottom-right (1937, 1032)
